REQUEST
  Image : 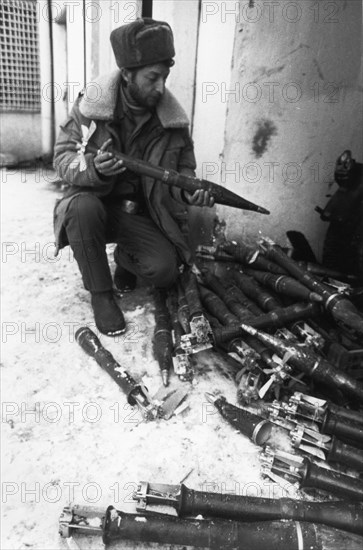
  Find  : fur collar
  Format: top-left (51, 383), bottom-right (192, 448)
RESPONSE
top-left (79, 70), bottom-right (190, 128)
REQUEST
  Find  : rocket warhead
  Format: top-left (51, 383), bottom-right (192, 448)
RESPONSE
top-left (238, 323), bottom-right (286, 348)
top-left (239, 323), bottom-right (259, 337)
top-left (238, 324), bottom-right (303, 359)
top-left (204, 392), bottom-right (222, 405)
top-left (161, 369), bottom-right (170, 387)
top-left (255, 205), bottom-right (270, 215)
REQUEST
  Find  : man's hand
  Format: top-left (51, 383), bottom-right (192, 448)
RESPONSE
top-left (184, 189), bottom-right (215, 208)
top-left (94, 139), bottom-right (126, 177)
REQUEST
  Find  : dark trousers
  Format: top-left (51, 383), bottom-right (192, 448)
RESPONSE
top-left (63, 193), bottom-right (179, 292)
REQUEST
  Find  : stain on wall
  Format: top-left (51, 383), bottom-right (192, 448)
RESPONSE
top-left (252, 119), bottom-right (277, 158)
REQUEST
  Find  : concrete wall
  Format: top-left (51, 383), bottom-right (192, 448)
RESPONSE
top-left (206, 0), bottom-right (362, 258)
top-left (86, 0), bottom-right (142, 82)
top-left (52, 5), bottom-right (68, 146)
top-left (0, 114), bottom-right (42, 164)
top-left (153, 0), bottom-right (201, 123)
top-left (191, 0), bottom-right (237, 245)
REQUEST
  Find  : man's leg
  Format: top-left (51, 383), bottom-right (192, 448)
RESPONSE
top-left (63, 193), bottom-right (125, 335)
top-left (63, 193), bottom-right (112, 291)
top-left (107, 210), bottom-right (180, 289)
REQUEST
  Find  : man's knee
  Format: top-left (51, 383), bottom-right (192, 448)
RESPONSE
top-left (142, 254), bottom-right (179, 288)
top-left (66, 193), bottom-right (106, 224)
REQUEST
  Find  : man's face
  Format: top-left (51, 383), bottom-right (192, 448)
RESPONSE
top-left (126, 63), bottom-right (170, 109)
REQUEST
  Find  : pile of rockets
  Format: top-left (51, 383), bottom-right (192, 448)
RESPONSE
top-left (64, 236), bottom-right (363, 549)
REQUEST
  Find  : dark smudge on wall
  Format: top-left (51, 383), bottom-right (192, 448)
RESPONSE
top-left (252, 120), bottom-right (277, 158)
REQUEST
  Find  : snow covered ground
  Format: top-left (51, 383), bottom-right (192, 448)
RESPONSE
top-left (1, 167), bottom-right (297, 550)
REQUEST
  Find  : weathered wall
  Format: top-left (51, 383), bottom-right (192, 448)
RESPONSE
top-left (86, 0), bottom-right (142, 82)
top-left (153, 0), bottom-right (201, 123)
top-left (52, 9), bottom-right (68, 145)
top-left (0, 114), bottom-right (42, 164)
top-left (214, 0), bottom-right (362, 257)
top-left (190, 0), bottom-right (237, 246)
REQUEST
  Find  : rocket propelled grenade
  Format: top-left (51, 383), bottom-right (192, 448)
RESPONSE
top-left (211, 302), bottom-right (322, 346)
top-left (296, 261), bottom-right (359, 283)
top-left (206, 303), bottom-right (295, 392)
top-left (259, 238), bottom-right (363, 336)
top-left (307, 319), bottom-right (363, 369)
top-left (59, 503), bottom-right (363, 549)
top-left (233, 271), bottom-right (282, 311)
top-left (239, 324), bottom-right (363, 402)
top-left (205, 392), bottom-right (273, 446)
top-left (180, 270), bottom-right (214, 349)
top-left (268, 394), bottom-right (363, 447)
top-left (220, 241), bottom-right (286, 273)
top-left (166, 287), bottom-right (193, 381)
top-left (261, 447), bottom-right (363, 501)
top-left (290, 424), bottom-right (363, 470)
top-left (196, 244), bottom-right (241, 264)
top-left (223, 279), bottom-right (264, 315)
top-left (199, 284), bottom-right (244, 326)
top-left (86, 144), bottom-right (270, 214)
top-left (250, 302), bottom-right (322, 329)
top-left (133, 480), bottom-right (363, 535)
top-left (75, 327), bottom-right (159, 419)
top-left (245, 269), bottom-right (324, 303)
top-left (162, 279), bottom-right (213, 378)
top-left (201, 269), bottom-right (256, 322)
top-left (288, 392), bottom-right (363, 432)
top-left (152, 289), bottom-right (174, 386)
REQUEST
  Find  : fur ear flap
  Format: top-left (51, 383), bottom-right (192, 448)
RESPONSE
top-left (156, 89), bottom-right (190, 129)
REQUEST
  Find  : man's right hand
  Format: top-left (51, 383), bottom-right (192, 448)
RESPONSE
top-left (94, 139), bottom-right (126, 177)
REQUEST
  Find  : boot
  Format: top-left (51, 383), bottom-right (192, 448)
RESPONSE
top-left (91, 291), bottom-right (126, 336)
top-left (114, 265), bottom-right (137, 293)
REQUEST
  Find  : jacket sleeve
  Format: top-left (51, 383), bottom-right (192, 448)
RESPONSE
top-left (178, 129), bottom-right (197, 178)
top-left (169, 128), bottom-right (197, 203)
top-left (53, 96), bottom-right (113, 189)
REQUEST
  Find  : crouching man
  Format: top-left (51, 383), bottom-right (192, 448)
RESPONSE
top-left (53, 18), bottom-right (213, 336)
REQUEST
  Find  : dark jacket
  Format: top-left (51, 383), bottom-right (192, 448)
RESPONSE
top-left (53, 70), bottom-right (196, 264)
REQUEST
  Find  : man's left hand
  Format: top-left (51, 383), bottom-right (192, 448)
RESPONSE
top-left (184, 189), bottom-right (215, 207)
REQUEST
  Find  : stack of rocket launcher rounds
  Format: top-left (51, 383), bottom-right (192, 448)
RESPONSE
top-left (155, 236), bottom-right (363, 396)
top-left (151, 237), bottom-right (363, 504)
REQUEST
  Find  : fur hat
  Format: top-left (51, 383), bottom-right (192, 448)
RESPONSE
top-left (110, 18), bottom-right (175, 69)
